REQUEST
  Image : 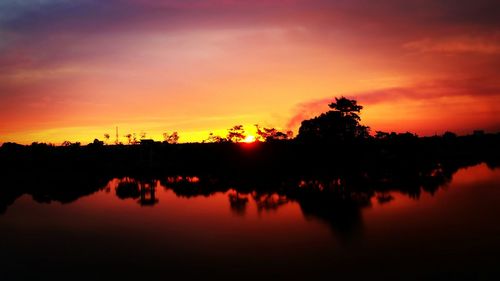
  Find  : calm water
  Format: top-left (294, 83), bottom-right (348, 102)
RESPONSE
top-left (1, 164), bottom-right (499, 280)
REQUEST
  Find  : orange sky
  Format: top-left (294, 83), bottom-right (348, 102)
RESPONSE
top-left (1, 0), bottom-right (499, 144)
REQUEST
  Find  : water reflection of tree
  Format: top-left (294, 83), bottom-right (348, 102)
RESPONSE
top-left (297, 195), bottom-right (366, 243)
top-left (376, 192), bottom-right (394, 204)
top-left (115, 178), bottom-right (140, 199)
top-left (228, 191), bottom-right (249, 216)
top-left (115, 178), bottom-right (159, 206)
top-left (0, 155), bottom-right (489, 242)
top-left (253, 193), bottom-right (289, 212)
top-left (97, 158), bottom-right (463, 240)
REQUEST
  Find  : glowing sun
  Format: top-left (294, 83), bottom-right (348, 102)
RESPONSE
top-left (243, 135), bottom-right (256, 143)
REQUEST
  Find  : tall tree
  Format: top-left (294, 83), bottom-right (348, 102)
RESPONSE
top-left (297, 97), bottom-right (369, 142)
top-left (329, 96), bottom-right (363, 120)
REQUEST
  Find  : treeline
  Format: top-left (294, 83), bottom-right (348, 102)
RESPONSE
top-left (5, 97), bottom-right (497, 147)
top-left (0, 134), bottom-right (498, 237)
top-left (0, 131), bottom-right (498, 176)
top-left (0, 96), bottom-right (499, 175)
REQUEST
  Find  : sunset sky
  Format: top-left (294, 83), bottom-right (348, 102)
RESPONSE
top-left (1, 0), bottom-right (499, 144)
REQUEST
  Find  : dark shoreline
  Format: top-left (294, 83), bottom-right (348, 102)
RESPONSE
top-left (1, 133), bottom-right (498, 215)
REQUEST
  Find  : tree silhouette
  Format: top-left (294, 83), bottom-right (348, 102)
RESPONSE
top-left (255, 125), bottom-right (293, 142)
top-left (443, 131), bottom-right (457, 139)
top-left (163, 132), bottom-right (180, 144)
top-left (124, 133), bottom-right (133, 144)
top-left (132, 133), bottom-right (139, 144)
top-left (90, 139), bottom-right (103, 147)
top-left (61, 141), bottom-right (73, 146)
top-left (375, 131), bottom-right (390, 140)
top-left (227, 125), bottom-right (246, 143)
top-left (297, 97), bottom-right (369, 142)
top-left (103, 133), bottom-right (110, 144)
top-left (356, 125), bottom-right (371, 139)
top-left (329, 97), bottom-right (362, 120)
top-left (61, 141), bottom-right (81, 147)
top-left (205, 132), bottom-right (228, 143)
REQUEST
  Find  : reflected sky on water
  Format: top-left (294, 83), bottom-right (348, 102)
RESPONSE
top-left (1, 164), bottom-right (499, 280)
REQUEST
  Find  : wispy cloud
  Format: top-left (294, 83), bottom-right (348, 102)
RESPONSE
top-left (287, 76), bottom-right (500, 131)
top-left (404, 34), bottom-right (500, 55)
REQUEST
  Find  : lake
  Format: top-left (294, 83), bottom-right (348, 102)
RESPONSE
top-left (1, 163), bottom-right (499, 280)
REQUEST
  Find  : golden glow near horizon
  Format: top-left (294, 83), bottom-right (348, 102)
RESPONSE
top-left (1, 1), bottom-right (499, 145)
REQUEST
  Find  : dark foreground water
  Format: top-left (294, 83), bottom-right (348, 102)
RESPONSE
top-left (1, 164), bottom-right (499, 280)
